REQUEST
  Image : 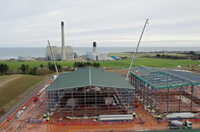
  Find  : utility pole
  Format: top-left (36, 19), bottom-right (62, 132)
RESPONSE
top-left (126, 19), bottom-right (149, 81)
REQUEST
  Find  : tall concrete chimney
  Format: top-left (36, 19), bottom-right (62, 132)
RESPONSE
top-left (61, 21), bottom-right (66, 60)
top-left (93, 42), bottom-right (97, 53)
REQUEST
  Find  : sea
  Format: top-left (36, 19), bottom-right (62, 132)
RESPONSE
top-left (0, 47), bottom-right (199, 60)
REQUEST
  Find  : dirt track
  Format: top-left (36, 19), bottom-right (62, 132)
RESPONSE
top-left (105, 69), bottom-right (128, 75)
top-left (0, 75), bottom-right (23, 88)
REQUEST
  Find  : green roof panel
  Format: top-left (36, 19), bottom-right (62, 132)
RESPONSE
top-left (46, 67), bottom-right (134, 91)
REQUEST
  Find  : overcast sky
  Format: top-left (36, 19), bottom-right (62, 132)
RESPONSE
top-left (0, 0), bottom-right (200, 47)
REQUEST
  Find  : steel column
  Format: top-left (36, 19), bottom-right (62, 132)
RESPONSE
top-left (150, 87), bottom-right (153, 112)
top-left (143, 82), bottom-right (145, 105)
top-left (71, 89), bottom-right (73, 117)
top-left (155, 89), bottom-right (157, 113)
top-left (84, 87), bottom-right (86, 116)
top-left (179, 86), bottom-right (182, 112)
top-left (95, 90), bottom-right (97, 116)
top-left (146, 84), bottom-right (149, 106)
top-left (108, 88), bottom-right (109, 114)
top-left (167, 88), bottom-right (169, 113)
top-left (190, 85), bottom-right (194, 112)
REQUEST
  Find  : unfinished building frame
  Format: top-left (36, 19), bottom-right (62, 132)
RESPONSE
top-left (45, 67), bottom-right (135, 119)
top-left (130, 67), bottom-right (200, 114)
top-left (45, 87), bottom-right (134, 118)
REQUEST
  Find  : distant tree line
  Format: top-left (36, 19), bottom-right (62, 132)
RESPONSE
top-left (19, 62), bottom-right (62, 75)
top-left (155, 53), bottom-right (200, 60)
top-left (48, 62), bottom-right (62, 72)
top-left (73, 62), bottom-right (100, 68)
top-left (0, 63), bottom-right (9, 75)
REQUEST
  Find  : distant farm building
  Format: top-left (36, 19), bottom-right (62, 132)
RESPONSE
top-left (18, 56), bottom-right (31, 61)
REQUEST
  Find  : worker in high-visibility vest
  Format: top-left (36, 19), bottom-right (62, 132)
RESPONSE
top-left (43, 114), bottom-right (47, 118)
top-left (156, 115), bottom-right (162, 120)
top-left (46, 117), bottom-right (50, 121)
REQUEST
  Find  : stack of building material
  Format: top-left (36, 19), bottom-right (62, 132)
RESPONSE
top-left (104, 97), bottom-right (113, 105)
top-left (66, 98), bottom-right (79, 107)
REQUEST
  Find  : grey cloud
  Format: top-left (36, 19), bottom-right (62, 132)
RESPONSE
top-left (0, 0), bottom-right (200, 47)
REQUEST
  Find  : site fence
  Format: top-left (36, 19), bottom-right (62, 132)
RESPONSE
top-left (0, 77), bottom-right (52, 125)
top-left (52, 120), bottom-right (145, 126)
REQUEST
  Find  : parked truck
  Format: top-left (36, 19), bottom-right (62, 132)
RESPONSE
top-left (167, 120), bottom-right (192, 130)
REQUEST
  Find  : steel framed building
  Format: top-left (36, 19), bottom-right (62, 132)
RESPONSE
top-left (130, 67), bottom-right (200, 114)
top-left (45, 67), bottom-right (135, 119)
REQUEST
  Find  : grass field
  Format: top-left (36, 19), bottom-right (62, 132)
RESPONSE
top-left (0, 75), bottom-right (46, 116)
top-left (0, 57), bottom-right (200, 70)
top-left (108, 52), bottom-right (193, 59)
top-left (99, 58), bottom-right (200, 68)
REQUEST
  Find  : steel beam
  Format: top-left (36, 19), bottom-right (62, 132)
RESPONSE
top-left (179, 86), bottom-right (182, 112)
top-left (191, 85), bottom-right (194, 112)
top-left (167, 88), bottom-right (169, 113)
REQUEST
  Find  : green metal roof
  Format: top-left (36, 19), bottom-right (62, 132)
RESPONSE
top-left (46, 67), bottom-right (135, 91)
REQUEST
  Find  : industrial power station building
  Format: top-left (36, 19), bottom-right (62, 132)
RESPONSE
top-left (45, 67), bottom-right (135, 118)
top-left (45, 21), bottom-right (74, 60)
top-left (85, 42), bottom-right (108, 61)
top-left (45, 46), bottom-right (74, 60)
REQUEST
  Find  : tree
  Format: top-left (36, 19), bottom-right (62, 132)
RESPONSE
top-left (189, 51), bottom-right (195, 54)
top-left (48, 62), bottom-right (52, 70)
top-left (31, 67), bottom-right (37, 75)
top-left (40, 64), bottom-right (44, 70)
top-left (21, 64), bottom-right (26, 74)
top-left (97, 63), bottom-right (100, 67)
top-left (26, 64), bottom-right (30, 74)
top-left (0, 63), bottom-right (4, 74)
top-left (87, 62), bottom-right (91, 66)
top-left (93, 62), bottom-right (97, 67)
top-left (73, 62), bottom-right (78, 69)
top-left (162, 54), bottom-right (165, 57)
top-left (156, 54), bottom-right (160, 57)
top-left (4, 64), bottom-right (9, 74)
top-left (57, 65), bottom-right (62, 71)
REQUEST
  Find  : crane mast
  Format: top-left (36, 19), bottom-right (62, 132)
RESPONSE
top-left (47, 40), bottom-right (59, 77)
top-left (125, 19), bottom-right (149, 81)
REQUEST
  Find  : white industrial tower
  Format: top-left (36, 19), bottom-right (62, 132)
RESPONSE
top-left (61, 21), bottom-right (66, 60)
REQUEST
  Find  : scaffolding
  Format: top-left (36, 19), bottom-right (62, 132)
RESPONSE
top-left (45, 67), bottom-right (135, 119)
top-left (130, 67), bottom-right (200, 114)
top-left (45, 87), bottom-right (135, 119)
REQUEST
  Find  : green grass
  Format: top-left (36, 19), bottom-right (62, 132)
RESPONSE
top-left (108, 52), bottom-right (193, 59)
top-left (0, 75), bottom-right (45, 108)
top-left (0, 57), bottom-right (199, 70)
top-left (0, 60), bottom-right (74, 70)
top-left (99, 58), bottom-right (200, 68)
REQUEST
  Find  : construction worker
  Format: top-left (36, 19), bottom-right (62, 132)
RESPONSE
top-left (46, 117), bottom-right (50, 121)
top-left (119, 105), bottom-right (121, 109)
top-left (156, 115), bottom-right (162, 120)
top-left (43, 113), bottom-right (47, 118)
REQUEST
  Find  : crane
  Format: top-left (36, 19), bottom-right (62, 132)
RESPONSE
top-left (47, 40), bottom-right (59, 77)
top-left (125, 19), bottom-right (149, 81)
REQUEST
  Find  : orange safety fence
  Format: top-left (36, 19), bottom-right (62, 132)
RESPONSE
top-left (0, 80), bottom-right (52, 128)
top-left (188, 119), bottom-right (200, 122)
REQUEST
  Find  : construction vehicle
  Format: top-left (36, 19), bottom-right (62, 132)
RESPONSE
top-left (167, 120), bottom-right (192, 130)
top-left (134, 97), bottom-right (139, 107)
top-left (34, 96), bottom-right (39, 102)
